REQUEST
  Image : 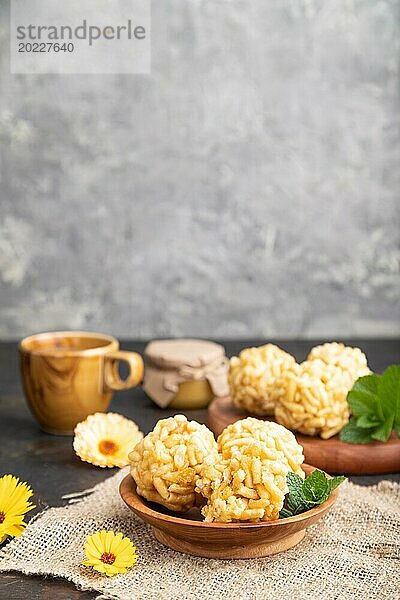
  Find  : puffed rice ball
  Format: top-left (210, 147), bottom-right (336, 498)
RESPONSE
top-left (196, 417), bottom-right (304, 522)
top-left (129, 415), bottom-right (218, 512)
top-left (307, 342), bottom-right (370, 383)
top-left (228, 344), bottom-right (297, 416)
top-left (218, 417), bottom-right (304, 476)
top-left (275, 359), bottom-right (353, 439)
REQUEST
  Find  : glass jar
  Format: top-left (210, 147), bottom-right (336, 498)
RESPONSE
top-left (143, 339), bottom-right (229, 409)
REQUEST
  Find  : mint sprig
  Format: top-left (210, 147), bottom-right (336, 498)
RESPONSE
top-left (279, 470), bottom-right (346, 519)
top-left (339, 365), bottom-right (400, 444)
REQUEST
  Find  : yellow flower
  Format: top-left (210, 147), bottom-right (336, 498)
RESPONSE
top-left (82, 530), bottom-right (138, 576)
top-left (73, 412), bottom-right (143, 468)
top-left (0, 474), bottom-right (35, 543)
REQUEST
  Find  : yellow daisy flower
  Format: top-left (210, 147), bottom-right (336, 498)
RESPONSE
top-left (0, 474), bottom-right (35, 543)
top-left (73, 412), bottom-right (143, 468)
top-left (82, 530), bottom-right (138, 577)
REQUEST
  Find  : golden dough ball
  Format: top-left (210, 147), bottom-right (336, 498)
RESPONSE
top-left (275, 359), bottom-right (352, 439)
top-left (228, 344), bottom-right (297, 416)
top-left (217, 417), bottom-right (304, 477)
top-left (196, 455), bottom-right (287, 522)
top-left (129, 414), bottom-right (217, 512)
top-left (307, 342), bottom-right (370, 382)
top-left (196, 417), bottom-right (304, 523)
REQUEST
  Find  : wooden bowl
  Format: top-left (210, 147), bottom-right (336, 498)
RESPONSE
top-left (119, 464), bottom-right (339, 559)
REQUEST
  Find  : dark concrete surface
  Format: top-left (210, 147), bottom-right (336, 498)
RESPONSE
top-left (0, 339), bottom-right (399, 600)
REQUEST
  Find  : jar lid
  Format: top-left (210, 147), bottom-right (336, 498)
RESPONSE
top-left (144, 339), bottom-right (226, 369)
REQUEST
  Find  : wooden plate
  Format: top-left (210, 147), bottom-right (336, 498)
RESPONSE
top-left (120, 464), bottom-right (339, 559)
top-left (208, 396), bottom-right (400, 475)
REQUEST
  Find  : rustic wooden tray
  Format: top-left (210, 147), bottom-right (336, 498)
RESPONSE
top-left (208, 396), bottom-right (400, 475)
top-left (120, 464), bottom-right (339, 559)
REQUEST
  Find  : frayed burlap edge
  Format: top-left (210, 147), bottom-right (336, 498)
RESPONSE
top-left (0, 468), bottom-right (399, 600)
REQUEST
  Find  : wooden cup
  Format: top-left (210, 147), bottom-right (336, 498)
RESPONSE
top-left (19, 331), bottom-right (144, 435)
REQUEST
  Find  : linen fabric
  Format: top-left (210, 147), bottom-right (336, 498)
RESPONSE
top-left (0, 468), bottom-right (399, 600)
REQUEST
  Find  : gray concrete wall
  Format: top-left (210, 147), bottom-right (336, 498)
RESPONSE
top-left (0, 0), bottom-right (399, 340)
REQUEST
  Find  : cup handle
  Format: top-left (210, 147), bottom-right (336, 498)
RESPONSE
top-left (103, 351), bottom-right (144, 391)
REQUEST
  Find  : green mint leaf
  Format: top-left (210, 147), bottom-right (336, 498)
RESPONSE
top-left (356, 414), bottom-right (380, 429)
top-left (340, 367), bottom-right (400, 443)
top-left (286, 471), bottom-right (305, 495)
top-left (370, 417), bottom-right (394, 443)
top-left (279, 507), bottom-right (293, 519)
top-left (347, 374), bottom-right (381, 419)
top-left (286, 491), bottom-right (309, 515)
top-left (279, 470), bottom-right (346, 519)
top-left (284, 472), bottom-right (309, 515)
top-left (328, 476), bottom-right (347, 493)
top-left (378, 365), bottom-right (400, 435)
top-left (302, 469), bottom-right (330, 504)
top-left (339, 419), bottom-right (375, 444)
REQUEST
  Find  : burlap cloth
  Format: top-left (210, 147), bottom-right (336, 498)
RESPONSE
top-left (0, 468), bottom-right (399, 600)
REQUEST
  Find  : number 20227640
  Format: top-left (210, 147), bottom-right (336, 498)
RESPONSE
top-left (18, 42), bottom-right (74, 52)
